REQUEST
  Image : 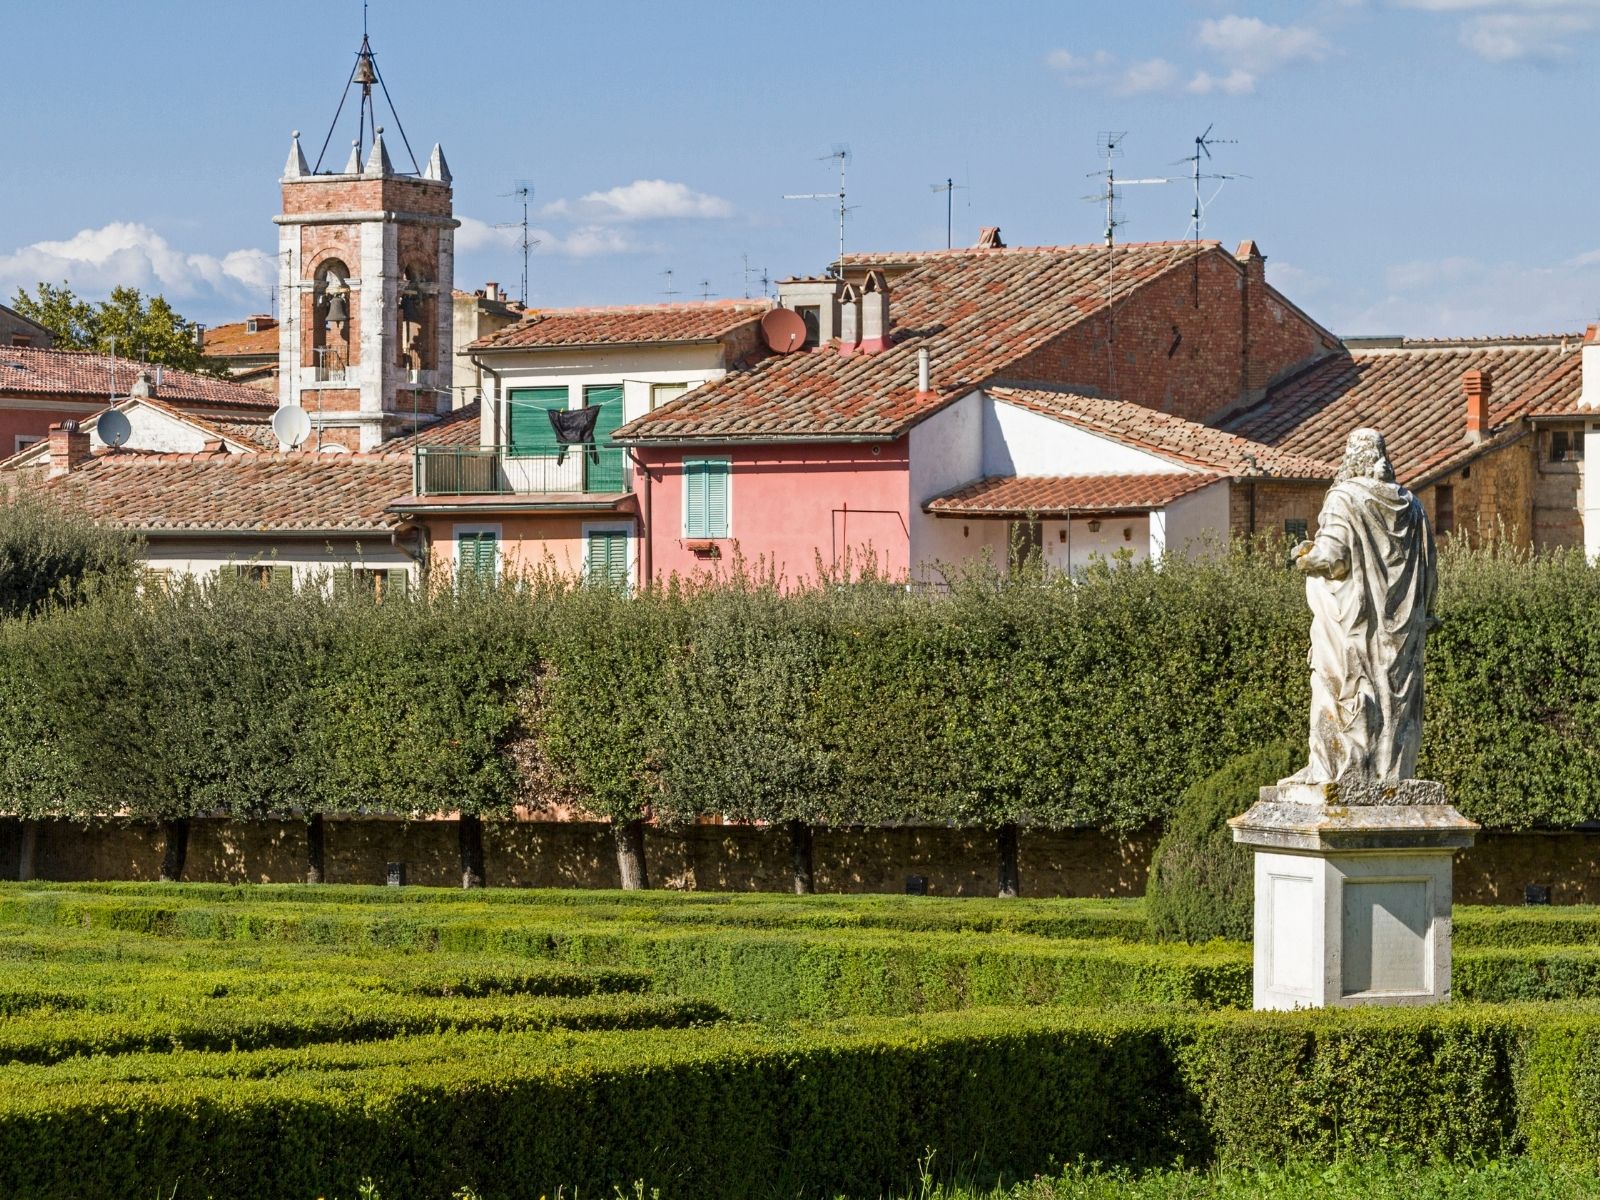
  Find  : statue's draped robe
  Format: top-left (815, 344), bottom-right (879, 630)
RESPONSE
top-left (1303, 477), bottom-right (1436, 783)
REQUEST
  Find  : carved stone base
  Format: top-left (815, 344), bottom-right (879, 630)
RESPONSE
top-left (1229, 779), bottom-right (1478, 1011)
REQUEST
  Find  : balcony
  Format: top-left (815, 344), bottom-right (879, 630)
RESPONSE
top-left (414, 443), bottom-right (628, 497)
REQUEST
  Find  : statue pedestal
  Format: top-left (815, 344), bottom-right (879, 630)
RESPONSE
top-left (1229, 780), bottom-right (1478, 1011)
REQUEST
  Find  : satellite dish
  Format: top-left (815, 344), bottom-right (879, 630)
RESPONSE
top-left (272, 404), bottom-right (312, 449)
top-left (761, 307), bottom-right (808, 354)
top-left (98, 409), bottom-right (133, 448)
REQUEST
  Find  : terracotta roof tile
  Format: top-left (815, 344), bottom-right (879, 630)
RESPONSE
top-left (0, 347), bottom-right (276, 410)
top-left (987, 385), bottom-right (1333, 479)
top-left (38, 451), bottom-right (412, 533)
top-left (202, 318), bottom-right (278, 359)
top-left (615, 242), bottom-right (1212, 443)
top-left (470, 300), bottom-right (769, 351)
top-left (926, 472), bottom-right (1223, 516)
top-left (1226, 337), bottom-right (1583, 486)
top-left (381, 402), bottom-right (483, 450)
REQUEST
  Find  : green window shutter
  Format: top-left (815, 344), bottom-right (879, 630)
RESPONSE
top-left (507, 387), bottom-right (567, 458)
top-left (587, 530), bottom-right (629, 591)
top-left (332, 567), bottom-right (354, 599)
top-left (386, 569), bottom-right (409, 600)
top-left (685, 459), bottom-right (730, 539)
top-left (270, 565), bottom-right (293, 594)
top-left (457, 532), bottom-right (498, 586)
top-left (583, 385), bottom-right (626, 493)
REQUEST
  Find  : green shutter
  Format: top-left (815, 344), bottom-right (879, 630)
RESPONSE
top-left (270, 565), bottom-right (293, 594)
top-left (457, 531), bottom-right (498, 586)
top-left (684, 459), bottom-right (730, 538)
top-left (583, 385), bottom-right (626, 492)
top-left (586, 530), bottom-right (629, 591)
top-left (332, 567), bottom-right (354, 599)
top-left (507, 387), bottom-right (567, 458)
top-left (386, 569), bottom-right (409, 600)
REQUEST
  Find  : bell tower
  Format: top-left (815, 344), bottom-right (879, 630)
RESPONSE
top-left (274, 34), bottom-right (457, 451)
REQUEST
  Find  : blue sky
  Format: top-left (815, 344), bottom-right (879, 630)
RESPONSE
top-left (3, 0), bottom-right (1598, 337)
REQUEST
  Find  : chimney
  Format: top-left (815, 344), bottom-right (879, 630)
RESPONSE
top-left (131, 370), bottom-right (154, 399)
top-left (1463, 369), bottom-right (1492, 442)
top-left (975, 226), bottom-right (1005, 250)
top-left (47, 421), bottom-right (91, 478)
top-left (1237, 240), bottom-right (1269, 398)
top-left (836, 283), bottom-right (862, 356)
top-left (917, 348), bottom-right (932, 395)
top-left (775, 277), bottom-right (843, 346)
top-left (859, 269), bottom-right (890, 354)
top-left (485, 281), bottom-right (500, 302)
top-left (1582, 324), bottom-right (1600, 411)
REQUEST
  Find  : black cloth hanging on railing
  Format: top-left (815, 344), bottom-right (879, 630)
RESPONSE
top-left (548, 407), bottom-right (602, 464)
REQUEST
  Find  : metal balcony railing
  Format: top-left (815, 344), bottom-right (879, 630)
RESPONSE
top-left (414, 444), bottom-right (628, 497)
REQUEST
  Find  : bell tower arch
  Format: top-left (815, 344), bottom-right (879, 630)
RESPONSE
top-left (274, 35), bottom-right (457, 451)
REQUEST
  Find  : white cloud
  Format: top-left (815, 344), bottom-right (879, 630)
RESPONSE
top-left (1332, 252), bottom-right (1600, 337)
top-left (1196, 15), bottom-right (1329, 72)
top-left (1118, 58), bottom-right (1183, 94)
top-left (1046, 48), bottom-right (1187, 95)
top-left (1391, 0), bottom-right (1600, 61)
top-left (456, 215), bottom-right (642, 258)
top-left (1187, 68), bottom-right (1258, 94)
top-left (541, 180), bottom-right (734, 223)
top-left (0, 223), bottom-right (273, 311)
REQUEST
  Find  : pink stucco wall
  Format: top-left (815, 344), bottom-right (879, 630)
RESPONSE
top-left (637, 439), bottom-right (912, 585)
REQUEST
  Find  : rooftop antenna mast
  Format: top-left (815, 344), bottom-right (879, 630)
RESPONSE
top-left (496, 181), bottom-right (539, 305)
top-left (660, 268), bottom-right (679, 299)
top-left (930, 177), bottom-right (969, 249)
top-left (784, 144), bottom-right (853, 276)
top-left (1085, 132), bottom-right (1170, 248)
top-left (1178, 124), bottom-right (1244, 244)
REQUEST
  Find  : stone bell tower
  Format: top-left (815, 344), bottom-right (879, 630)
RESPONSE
top-left (274, 35), bottom-right (457, 451)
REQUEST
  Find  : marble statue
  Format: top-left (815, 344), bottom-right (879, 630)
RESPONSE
top-left (1289, 428), bottom-right (1437, 784)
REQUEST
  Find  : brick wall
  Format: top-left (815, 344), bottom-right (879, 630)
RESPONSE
top-left (281, 176), bottom-right (452, 219)
top-left (1227, 478), bottom-right (1327, 539)
top-left (1420, 437), bottom-right (1535, 547)
top-left (1006, 247), bottom-right (1334, 424)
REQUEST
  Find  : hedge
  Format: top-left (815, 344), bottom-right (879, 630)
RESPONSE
top-left (3, 542), bottom-right (1600, 862)
top-left (5, 1006), bottom-right (1600, 1199)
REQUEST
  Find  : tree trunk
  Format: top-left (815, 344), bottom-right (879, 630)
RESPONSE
top-left (613, 819), bottom-right (649, 890)
top-left (306, 813), bottom-right (326, 885)
top-left (160, 818), bottom-right (190, 883)
top-left (459, 813), bottom-right (486, 890)
top-left (787, 819), bottom-right (815, 895)
top-left (17, 819), bottom-right (39, 882)
top-left (996, 822), bottom-right (1021, 899)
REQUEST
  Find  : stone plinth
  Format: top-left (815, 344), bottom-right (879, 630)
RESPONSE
top-left (1229, 780), bottom-right (1478, 1010)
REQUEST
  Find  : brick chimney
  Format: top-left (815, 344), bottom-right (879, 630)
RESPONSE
top-left (1463, 369), bottom-right (1491, 442)
top-left (859, 269), bottom-right (890, 354)
top-left (47, 421), bottom-right (91, 478)
top-left (1237, 241), bottom-right (1270, 399)
top-left (975, 226), bottom-right (1005, 249)
top-left (836, 282), bottom-right (862, 356)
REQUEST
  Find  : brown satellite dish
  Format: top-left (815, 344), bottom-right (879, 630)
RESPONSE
top-left (761, 307), bottom-right (808, 354)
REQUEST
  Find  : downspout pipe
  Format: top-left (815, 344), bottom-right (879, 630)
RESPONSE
top-left (471, 354), bottom-right (504, 444)
top-left (627, 448), bottom-right (653, 586)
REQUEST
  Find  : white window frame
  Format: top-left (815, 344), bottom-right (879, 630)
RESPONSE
top-left (13, 434), bottom-right (43, 454)
top-left (453, 523), bottom-right (503, 584)
top-left (681, 457), bottom-right (732, 540)
top-left (582, 521), bottom-right (636, 590)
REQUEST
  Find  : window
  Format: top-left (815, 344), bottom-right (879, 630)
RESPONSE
top-left (1549, 429), bottom-right (1585, 464)
top-left (650, 382), bottom-right (689, 410)
top-left (1434, 485), bottom-right (1455, 537)
top-left (456, 530), bottom-right (499, 586)
top-left (13, 435), bottom-right (43, 454)
top-left (683, 458), bottom-right (730, 538)
top-left (10, 334), bottom-right (31, 348)
top-left (584, 384), bottom-right (625, 492)
top-left (797, 306), bottom-right (820, 348)
top-left (1008, 518), bottom-right (1043, 570)
top-left (141, 569), bottom-right (174, 595)
top-left (585, 529), bottom-right (631, 592)
top-left (335, 567), bottom-right (410, 603)
top-left (1284, 519), bottom-right (1309, 543)
top-left (507, 387), bottom-right (567, 458)
top-left (235, 563), bottom-right (291, 592)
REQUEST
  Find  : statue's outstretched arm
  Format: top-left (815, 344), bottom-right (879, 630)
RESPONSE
top-left (1293, 537), bottom-right (1349, 580)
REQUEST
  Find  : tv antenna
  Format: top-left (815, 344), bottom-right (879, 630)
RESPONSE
top-left (784, 144), bottom-right (854, 276)
top-left (699, 278), bottom-right (713, 301)
top-left (1084, 133), bottom-right (1170, 248)
top-left (741, 253), bottom-right (772, 300)
top-left (660, 268), bottom-right (679, 299)
top-left (1176, 125), bottom-right (1246, 244)
top-left (496, 181), bottom-right (539, 305)
top-left (930, 177), bottom-right (969, 249)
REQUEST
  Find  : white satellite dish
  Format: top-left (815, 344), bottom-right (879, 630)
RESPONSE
top-left (98, 409), bottom-right (133, 448)
top-left (272, 404), bottom-right (312, 449)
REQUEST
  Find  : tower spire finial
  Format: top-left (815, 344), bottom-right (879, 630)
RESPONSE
top-left (308, 13), bottom-right (422, 176)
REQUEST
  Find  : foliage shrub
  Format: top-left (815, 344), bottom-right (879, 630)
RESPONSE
top-left (0, 484), bottom-right (139, 619)
top-left (1146, 740), bottom-right (1299, 943)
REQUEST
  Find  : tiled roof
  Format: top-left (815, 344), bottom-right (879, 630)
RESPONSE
top-left (470, 300), bottom-right (769, 351)
top-left (615, 242), bottom-right (1212, 443)
top-left (0, 348), bottom-right (276, 410)
top-left (1225, 337), bottom-right (1583, 486)
top-left (40, 451), bottom-right (413, 533)
top-left (926, 472), bottom-right (1223, 517)
top-left (202, 318), bottom-right (278, 359)
top-left (381, 402), bottom-right (483, 450)
top-left (987, 385), bottom-right (1334, 479)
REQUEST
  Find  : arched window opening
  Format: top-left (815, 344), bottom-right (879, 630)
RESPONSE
top-left (313, 260), bottom-right (353, 378)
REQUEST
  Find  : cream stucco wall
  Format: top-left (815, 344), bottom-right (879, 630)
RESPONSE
top-left (981, 397), bottom-right (1191, 478)
top-left (140, 537), bottom-right (418, 586)
top-left (1151, 480), bottom-right (1232, 561)
top-left (907, 391), bottom-right (983, 574)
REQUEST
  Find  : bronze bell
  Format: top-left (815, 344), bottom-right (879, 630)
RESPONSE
top-left (355, 49), bottom-right (377, 86)
top-left (324, 289), bottom-right (348, 326)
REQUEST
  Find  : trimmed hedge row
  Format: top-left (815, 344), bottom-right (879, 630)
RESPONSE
top-left (4, 1006), bottom-right (1600, 1199)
